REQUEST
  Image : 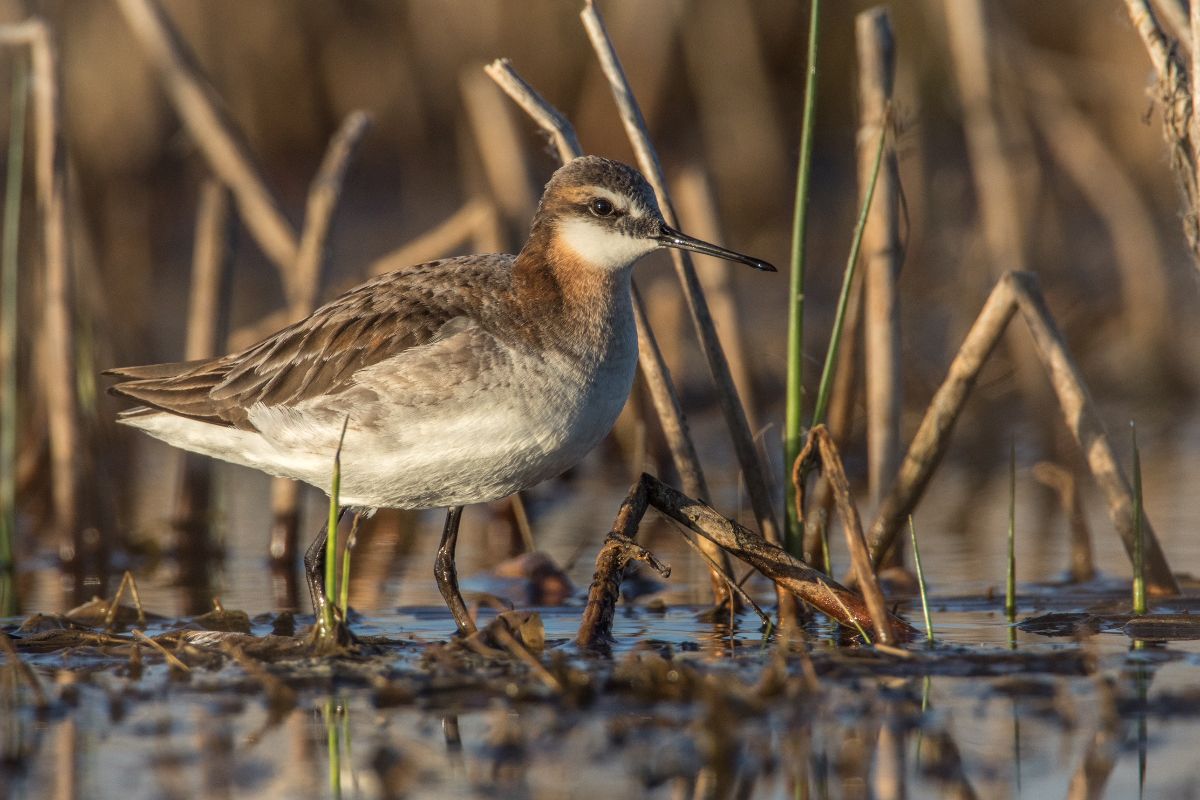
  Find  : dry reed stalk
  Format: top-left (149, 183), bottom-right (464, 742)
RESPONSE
top-left (173, 179), bottom-right (233, 537)
top-left (580, 1), bottom-right (798, 624)
top-left (1009, 275), bottom-right (1175, 589)
top-left (1151, 0), bottom-right (1190, 45)
top-left (120, 0), bottom-right (375, 571)
top-left (460, 69), bottom-right (536, 232)
top-left (1123, 0), bottom-right (1200, 271)
top-left (802, 265), bottom-right (864, 566)
top-left (485, 56), bottom-right (740, 612)
top-left (673, 166), bottom-right (757, 429)
top-left (291, 111), bottom-right (372, 316)
top-left (484, 60), bottom-right (582, 163)
top-left (1033, 462), bottom-right (1095, 583)
top-left (577, 473), bottom-right (915, 645)
top-left (864, 272), bottom-right (1178, 595)
top-left (856, 9), bottom-right (902, 518)
top-left (630, 290), bottom-right (707, 500)
top-left (795, 425), bottom-right (895, 644)
top-left (115, 0), bottom-right (298, 274)
top-left (0, 21), bottom-right (82, 559)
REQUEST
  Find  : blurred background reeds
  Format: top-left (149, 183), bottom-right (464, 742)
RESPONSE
top-left (1, 0), bottom-right (1198, 616)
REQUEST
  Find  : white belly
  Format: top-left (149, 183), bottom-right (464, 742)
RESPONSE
top-left (123, 319), bottom-right (639, 509)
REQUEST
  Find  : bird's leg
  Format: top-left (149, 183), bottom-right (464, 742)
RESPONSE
top-left (303, 508), bottom-right (347, 614)
top-left (434, 506), bottom-right (476, 635)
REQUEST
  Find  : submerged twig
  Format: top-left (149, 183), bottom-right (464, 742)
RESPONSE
top-left (576, 521), bottom-right (671, 649)
top-left (796, 426), bottom-right (896, 644)
top-left (579, 474), bottom-right (915, 646)
top-left (131, 629), bottom-right (190, 673)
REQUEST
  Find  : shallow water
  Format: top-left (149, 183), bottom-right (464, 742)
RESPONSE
top-left (7, 589), bottom-right (1200, 799)
top-left (7, 415), bottom-right (1200, 798)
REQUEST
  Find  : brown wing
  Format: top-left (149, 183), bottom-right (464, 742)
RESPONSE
top-left (105, 255), bottom-right (514, 428)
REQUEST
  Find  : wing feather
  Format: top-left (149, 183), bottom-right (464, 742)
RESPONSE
top-left (106, 255), bottom-right (515, 429)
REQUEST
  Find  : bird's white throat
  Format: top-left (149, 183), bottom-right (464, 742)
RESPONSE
top-left (557, 217), bottom-right (657, 272)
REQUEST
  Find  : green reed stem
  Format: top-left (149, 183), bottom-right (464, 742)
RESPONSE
top-left (1006, 439), bottom-right (1016, 620)
top-left (909, 516), bottom-right (934, 643)
top-left (338, 513), bottom-right (359, 616)
top-left (0, 59), bottom-right (29, 617)
top-left (784, 0), bottom-right (821, 558)
top-left (1132, 421), bottom-right (1146, 615)
top-left (810, 124), bottom-right (887, 428)
top-left (324, 697), bottom-right (341, 800)
top-left (322, 418), bottom-right (350, 633)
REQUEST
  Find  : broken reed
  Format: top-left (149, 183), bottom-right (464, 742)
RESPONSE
top-left (909, 516), bottom-right (934, 643)
top-left (784, 0), bottom-right (822, 557)
top-left (0, 56), bottom-right (28, 616)
top-left (1132, 421), bottom-right (1145, 615)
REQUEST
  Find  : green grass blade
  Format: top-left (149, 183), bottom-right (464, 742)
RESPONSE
top-left (785, 0), bottom-right (822, 557)
top-left (1132, 421), bottom-right (1145, 615)
top-left (325, 697), bottom-right (342, 800)
top-left (1006, 439), bottom-right (1016, 620)
top-left (338, 513), bottom-right (359, 615)
top-left (909, 516), bottom-right (934, 643)
top-left (0, 58), bottom-right (29, 617)
top-left (810, 124), bottom-right (887, 428)
top-left (323, 417), bottom-right (350, 632)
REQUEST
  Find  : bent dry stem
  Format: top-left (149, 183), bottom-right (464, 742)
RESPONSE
top-left (862, 272), bottom-right (1178, 597)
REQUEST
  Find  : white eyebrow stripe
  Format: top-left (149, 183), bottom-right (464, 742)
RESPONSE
top-left (584, 186), bottom-right (647, 218)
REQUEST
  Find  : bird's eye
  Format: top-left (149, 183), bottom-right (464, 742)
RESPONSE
top-left (588, 197), bottom-right (616, 217)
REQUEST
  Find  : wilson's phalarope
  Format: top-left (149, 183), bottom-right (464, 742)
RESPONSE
top-left (107, 155), bottom-right (774, 635)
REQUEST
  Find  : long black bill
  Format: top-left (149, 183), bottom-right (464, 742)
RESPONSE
top-left (656, 223), bottom-right (776, 272)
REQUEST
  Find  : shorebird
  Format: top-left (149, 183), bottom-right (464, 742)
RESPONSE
top-left (106, 155), bottom-right (774, 635)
